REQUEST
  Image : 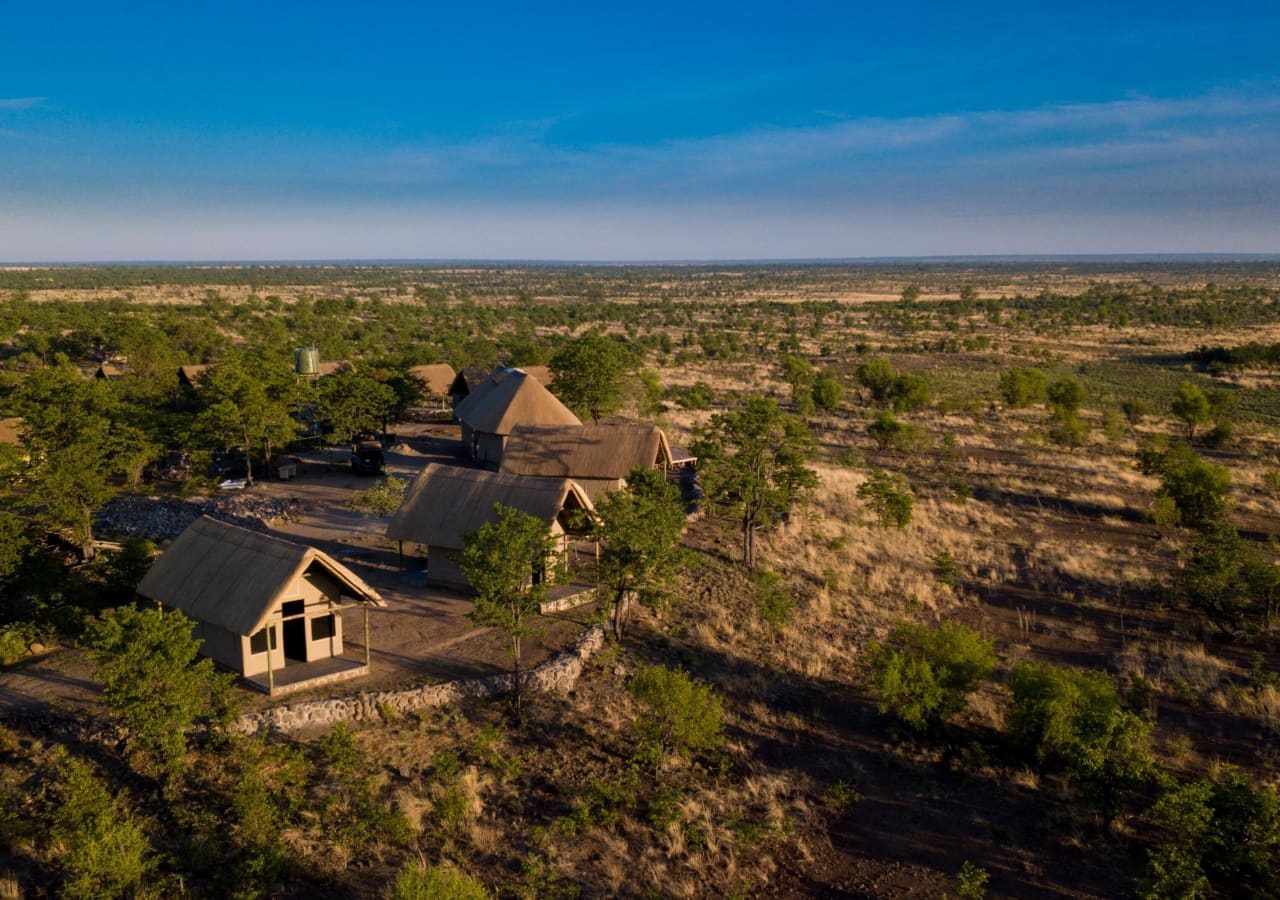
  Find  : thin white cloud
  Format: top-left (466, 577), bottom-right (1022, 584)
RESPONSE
top-left (0, 97), bottom-right (45, 110)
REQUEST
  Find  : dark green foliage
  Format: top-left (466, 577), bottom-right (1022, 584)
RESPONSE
top-left (1171, 381), bottom-right (1212, 439)
top-left (86, 606), bottom-right (236, 774)
top-left (855, 357), bottom-right (897, 405)
top-left (1121, 398), bottom-right (1149, 426)
top-left (752, 567), bottom-right (795, 638)
top-left (1046, 408), bottom-right (1091, 447)
top-left (867, 622), bottom-right (996, 731)
top-left (692, 396), bottom-right (817, 568)
top-left (550, 332), bottom-right (640, 423)
top-left (867, 411), bottom-right (929, 453)
top-left (455, 503), bottom-right (558, 719)
top-left (1171, 522), bottom-right (1280, 636)
top-left (628, 664), bottom-right (725, 759)
top-left (1046, 377), bottom-right (1086, 413)
top-left (812, 371), bottom-right (844, 413)
top-left (592, 467), bottom-right (687, 638)
top-left (1007, 663), bottom-right (1152, 823)
top-left (314, 371), bottom-right (398, 440)
top-left (1143, 767), bottom-right (1280, 899)
top-left (999, 367), bottom-right (1049, 408)
top-left (857, 470), bottom-right (914, 528)
top-left (1146, 442), bottom-right (1232, 528)
top-left (48, 756), bottom-right (151, 899)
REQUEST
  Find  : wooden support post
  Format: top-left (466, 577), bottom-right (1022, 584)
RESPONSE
top-left (398, 540), bottom-right (404, 571)
top-left (363, 605), bottom-right (371, 668)
top-left (266, 626), bottom-right (275, 695)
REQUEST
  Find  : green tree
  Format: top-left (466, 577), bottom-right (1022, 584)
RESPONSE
top-left (998, 367), bottom-right (1049, 408)
top-left (1171, 522), bottom-right (1280, 636)
top-left (890, 372), bottom-right (931, 412)
top-left (857, 469), bottom-right (914, 528)
top-left (454, 503), bottom-right (558, 721)
top-left (1171, 381), bottom-right (1212, 439)
top-left (691, 396), bottom-right (818, 567)
top-left (1047, 377), bottom-right (1086, 413)
top-left (592, 467), bottom-right (687, 640)
top-left (628, 664), bottom-right (725, 759)
top-left (349, 476), bottom-right (409, 518)
top-left (1142, 766), bottom-right (1280, 900)
top-left (1008, 663), bottom-right (1152, 826)
top-left (1121, 398), bottom-right (1149, 427)
top-left (29, 443), bottom-right (114, 559)
top-left (867, 621), bottom-right (996, 731)
top-left (1152, 443), bottom-right (1232, 528)
top-left (86, 606), bottom-right (236, 774)
top-left (49, 756), bottom-right (151, 900)
top-left (314, 371), bottom-right (397, 441)
top-left (812, 371), bottom-right (844, 413)
top-left (855, 357), bottom-right (897, 406)
top-left (196, 356), bottom-right (299, 482)
top-left (549, 333), bottom-right (639, 423)
top-left (867, 411), bottom-right (929, 454)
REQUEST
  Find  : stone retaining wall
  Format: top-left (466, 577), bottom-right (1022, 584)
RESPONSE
top-left (235, 625), bottom-right (605, 735)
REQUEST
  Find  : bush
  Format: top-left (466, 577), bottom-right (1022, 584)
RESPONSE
top-left (998, 367), bottom-right (1048, 408)
top-left (349, 476), bottom-right (408, 517)
top-left (1007, 663), bottom-right (1152, 822)
top-left (890, 373), bottom-right (930, 412)
top-left (1171, 381), bottom-right (1211, 438)
top-left (1046, 377), bottom-right (1086, 413)
top-left (1046, 409), bottom-right (1090, 447)
top-left (857, 470), bottom-right (914, 528)
top-left (628, 664), bottom-right (725, 759)
top-left (812, 372), bottom-right (844, 412)
top-left (49, 756), bottom-right (151, 899)
top-left (1121, 398), bottom-right (1149, 426)
top-left (753, 568), bottom-right (795, 637)
top-left (0, 626), bottom-right (29, 664)
top-left (867, 411), bottom-right (929, 454)
top-left (1143, 766), bottom-right (1280, 899)
top-left (867, 622), bottom-right (996, 731)
top-left (1171, 522), bottom-right (1280, 636)
top-left (1156, 443), bottom-right (1232, 528)
top-left (391, 861), bottom-right (490, 900)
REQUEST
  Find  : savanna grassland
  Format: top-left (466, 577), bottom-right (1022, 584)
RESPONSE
top-left (1, 261), bottom-right (1279, 899)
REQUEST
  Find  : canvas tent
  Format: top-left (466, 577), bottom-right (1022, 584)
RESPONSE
top-left (387, 464), bottom-right (594, 590)
top-left (137, 516), bottom-right (385, 694)
top-left (499, 423), bottom-right (674, 501)
top-left (453, 368), bottom-right (581, 465)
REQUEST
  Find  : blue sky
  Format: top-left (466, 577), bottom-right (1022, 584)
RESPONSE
top-left (1, 1), bottom-right (1278, 260)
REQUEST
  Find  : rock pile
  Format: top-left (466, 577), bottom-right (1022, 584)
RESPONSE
top-left (97, 494), bottom-right (301, 541)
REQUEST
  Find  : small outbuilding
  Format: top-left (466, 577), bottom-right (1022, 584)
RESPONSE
top-left (448, 367), bottom-right (491, 409)
top-left (386, 464), bottom-right (594, 591)
top-left (498, 423), bottom-right (674, 501)
top-left (408, 363), bottom-right (457, 408)
top-left (136, 516), bottom-right (386, 695)
top-left (453, 368), bottom-right (582, 465)
top-left (178, 364), bottom-right (212, 390)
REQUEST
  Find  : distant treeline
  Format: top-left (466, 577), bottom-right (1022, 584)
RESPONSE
top-left (1191, 342), bottom-right (1280, 371)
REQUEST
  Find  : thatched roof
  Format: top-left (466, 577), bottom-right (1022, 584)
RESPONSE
top-left (0, 418), bottom-right (22, 446)
top-left (318, 360), bottom-right (354, 376)
top-left (499, 424), bottom-right (672, 479)
top-left (95, 363), bottom-right (126, 379)
top-left (449, 368), bottom-right (489, 398)
top-left (137, 517), bottom-right (384, 636)
top-left (521, 365), bottom-right (552, 386)
top-left (408, 363), bottom-right (457, 395)
top-left (454, 369), bottom-right (581, 436)
top-left (178, 364), bottom-right (212, 388)
top-left (387, 464), bottom-right (593, 550)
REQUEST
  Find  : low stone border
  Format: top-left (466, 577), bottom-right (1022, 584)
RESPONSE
top-left (234, 625), bottom-right (606, 735)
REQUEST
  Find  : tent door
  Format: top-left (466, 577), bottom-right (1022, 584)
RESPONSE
top-left (283, 617), bottom-right (307, 663)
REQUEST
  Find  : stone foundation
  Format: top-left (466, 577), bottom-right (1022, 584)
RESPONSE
top-left (234, 626), bottom-right (605, 735)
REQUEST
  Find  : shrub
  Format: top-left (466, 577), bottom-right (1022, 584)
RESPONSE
top-left (1121, 398), bottom-right (1149, 426)
top-left (49, 756), bottom-right (151, 900)
top-left (1157, 444), bottom-right (1232, 528)
top-left (867, 621), bottom-right (996, 731)
top-left (628, 664), bottom-right (725, 758)
top-left (349, 476), bottom-right (408, 517)
top-left (753, 568), bottom-right (795, 637)
top-left (1046, 409), bottom-right (1090, 447)
top-left (890, 373), bottom-right (930, 412)
top-left (812, 372), bottom-right (844, 412)
top-left (1171, 522), bottom-right (1280, 636)
top-left (0, 627), bottom-right (29, 664)
top-left (1046, 377), bottom-right (1086, 413)
top-left (998, 367), bottom-right (1048, 408)
top-left (867, 412), bottom-right (929, 454)
top-left (1171, 381), bottom-right (1211, 438)
top-left (1007, 663), bottom-right (1152, 823)
top-left (1142, 766), bottom-right (1280, 899)
top-left (857, 470), bottom-right (914, 528)
top-left (855, 357), bottom-right (897, 405)
top-left (391, 861), bottom-right (490, 900)
top-left (955, 861), bottom-right (990, 899)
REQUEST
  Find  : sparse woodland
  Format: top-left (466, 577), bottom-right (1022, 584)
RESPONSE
top-left (1, 262), bottom-right (1279, 898)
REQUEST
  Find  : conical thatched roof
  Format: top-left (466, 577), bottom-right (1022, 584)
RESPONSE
top-left (178, 364), bottom-right (212, 388)
top-left (387, 464), bottom-right (593, 550)
top-left (408, 363), bottom-right (457, 395)
top-left (454, 369), bottom-right (581, 436)
top-left (499, 424), bottom-right (671, 479)
top-left (137, 517), bottom-right (384, 636)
